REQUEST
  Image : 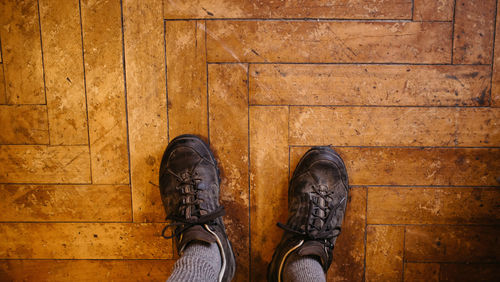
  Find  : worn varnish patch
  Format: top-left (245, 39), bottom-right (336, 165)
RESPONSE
top-left (208, 63), bottom-right (249, 281)
top-left (0, 145), bottom-right (91, 184)
top-left (163, 0), bottom-right (412, 19)
top-left (0, 184), bottom-right (131, 222)
top-left (250, 106), bottom-right (289, 281)
top-left (289, 107), bottom-right (499, 147)
top-left (367, 187), bottom-right (500, 225)
top-left (0, 105), bottom-right (49, 144)
top-left (123, 0), bottom-right (168, 222)
top-left (365, 225), bottom-right (404, 281)
top-left (250, 64), bottom-right (491, 106)
top-left (0, 259), bottom-right (175, 281)
top-left (405, 225), bottom-right (500, 262)
top-left (290, 147), bottom-right (500, 186)
top-left (453, 0), bottom-right (496, 64)
top-left (166, 20), bottom-right (208, 139)
top-left (413, 0), bottom-right (454, 21)
top-left (327, 187), bottom-right (366, 282)
top-left (0, 223), bottom-right (172, 259)
top-left (40, 0), bottom-right (89, 145)
top-left (0, 0), bottom-right (45, 104)
top-left (81, 0), bottom-right (129, 184)
top-left (206, 21), bottom-right (452, 63)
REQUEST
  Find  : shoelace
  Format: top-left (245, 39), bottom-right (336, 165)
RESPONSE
top-left (277, 183), bottom-right (345, 248)
top-left (162, 205), bottom-right (225, 239)
top-left (161, 165), bottom-right (225, 239)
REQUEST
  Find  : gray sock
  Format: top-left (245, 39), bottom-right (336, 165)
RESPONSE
top-left (283, 253), bottom-right (326, 282)
top-left (167, 241), bottom-right (221, 282)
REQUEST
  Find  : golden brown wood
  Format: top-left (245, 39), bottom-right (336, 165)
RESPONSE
top-left (290, 147), bottom-right (500, 186)
top-left (208, 63), bottom-right (249, 281)
top-left (1, 1), bottom-right (499, 280)
top-left (0, 184), bottom-right (131, 221)
top-left (404, 263), bottom-right (440, 282)
top-left (453, 0), bottom-right (497, 64)
top-left (0, 223), bottom-right (172, 259)
top-left (39, 0), bottom-right (89, 145)
top-left (327, 187), bottom-right (366, 282)
top-left (0, 145), bottom-right (91, 184)
top-left (492, 3), bottom-right (500, 107)
top-left (289, 107), bottom-right (500, 147)
top-left (365, 225), bottom-right (404, 281)
top-left (368, 187), bottom-right (500, 225)
top-left (166, 20), bottom-right (208, 139)
top-left (250, 106), bottom-right (289, 281)
top-left (123, 0), bottom-right (168, 222)
top-left (81, 0), bottom-right (129, 184)
top-left (206, 21), bottom-right (452, 63)
top-left (163, 0), bottom-right (412, 19)
top-left (0, 105), bottom-right (49, 144)
top-left (0, 259), bottom-right (175, 281)
top-left (413, 0), bottom-right (454, 21)
top-left (250, 64), bottom-right (491, 106)
top-left (405, 226), bottom-right (500, 262)
top-left (0, 0), bottom-right (45, 104)
top-left (440, 264), bottom-right (500, 281)
top-left (0, 66), bottom-right (5, 104)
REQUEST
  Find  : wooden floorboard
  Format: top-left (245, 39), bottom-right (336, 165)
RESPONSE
top-left (0, 0), bottom-right (499, 280)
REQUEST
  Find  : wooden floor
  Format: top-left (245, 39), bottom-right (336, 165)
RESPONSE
top-left (0, 0), bottom-right (499, 281)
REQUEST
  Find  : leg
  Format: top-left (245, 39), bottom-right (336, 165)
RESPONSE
top-left (167, 241), bottom-right (221, 282)
top-left (268, 147), bottom-right (350, 282)
top-left (159, 135), bottom-right (236, 282)
top-left (282, 253), bottom-right (326, 282)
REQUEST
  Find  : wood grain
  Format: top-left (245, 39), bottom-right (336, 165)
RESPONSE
top-left (40, 0), bottom-right (89, 145)
top-left (250, 64), bottom-right (491, 106)
top-left (0, 145), bottom-right (91, 184)
top-left (0, 184), bottom-right (131, 222)
top-left (290, 147), bottom-right (500, 186)
top-left (81, 0), bottom-right (129, 184)
top-left (208, 63), bottom-right (249, 281)
top-left (166, 20), bottom-right (208, 139)
top-left (207, 21), bottom-right (452, 63)
top-left (413, 0), bottom-right (454, 21)
top-left (405, 225), bottom-right (500, 262)
top-left (123, 0), bottom-right (168, 222)
top-left (163, 0), bottom-right (413, 19)
top-left (0, 105), bottom-right (49, 144)
top-left (453, 0), bottom-right (497, 64)
top-left (365, 225), bottom-right (404, 281)
top-left (0, 223), bottom-right (172, 259)
top-left (0, 259), bottom-right (175, 281)
top-left (289, 107), bottom-right (500, 147)
top-left (250, 106), bottom-right (289, 281)
top-left (367, 187), bottom-right (500, 225)
top-left (0, 0), bottom-right (45, 104)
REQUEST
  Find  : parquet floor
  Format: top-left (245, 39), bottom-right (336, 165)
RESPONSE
top-left (0, 0), bottom-right (499, 281)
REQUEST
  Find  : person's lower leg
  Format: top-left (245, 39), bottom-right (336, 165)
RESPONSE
top-left (167, 241), bottom-right (221, 282)
top-left (282, 253), bottom-right (326, 282)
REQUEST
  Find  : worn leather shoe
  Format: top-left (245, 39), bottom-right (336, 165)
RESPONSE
top-left (268, 146), bottom-right (349, 281)
top-left (159, 134), bottom-right (236, 282)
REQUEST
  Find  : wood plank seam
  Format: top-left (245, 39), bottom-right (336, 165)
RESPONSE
top-left (77, 0), bottom-right (92, 183)
top-left (489, 0), bottom-right (499, 106)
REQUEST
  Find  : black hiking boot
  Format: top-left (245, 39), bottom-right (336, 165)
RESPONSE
top-left (268, 147), bottom-right (350, 281)
top-left (159, 134), bottom-right (236, 282)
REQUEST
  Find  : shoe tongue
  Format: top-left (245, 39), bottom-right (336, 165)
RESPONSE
top-left (297, 240), bottom-right (327, 267)
top-left (179, 225), bottom-right (216, 248)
